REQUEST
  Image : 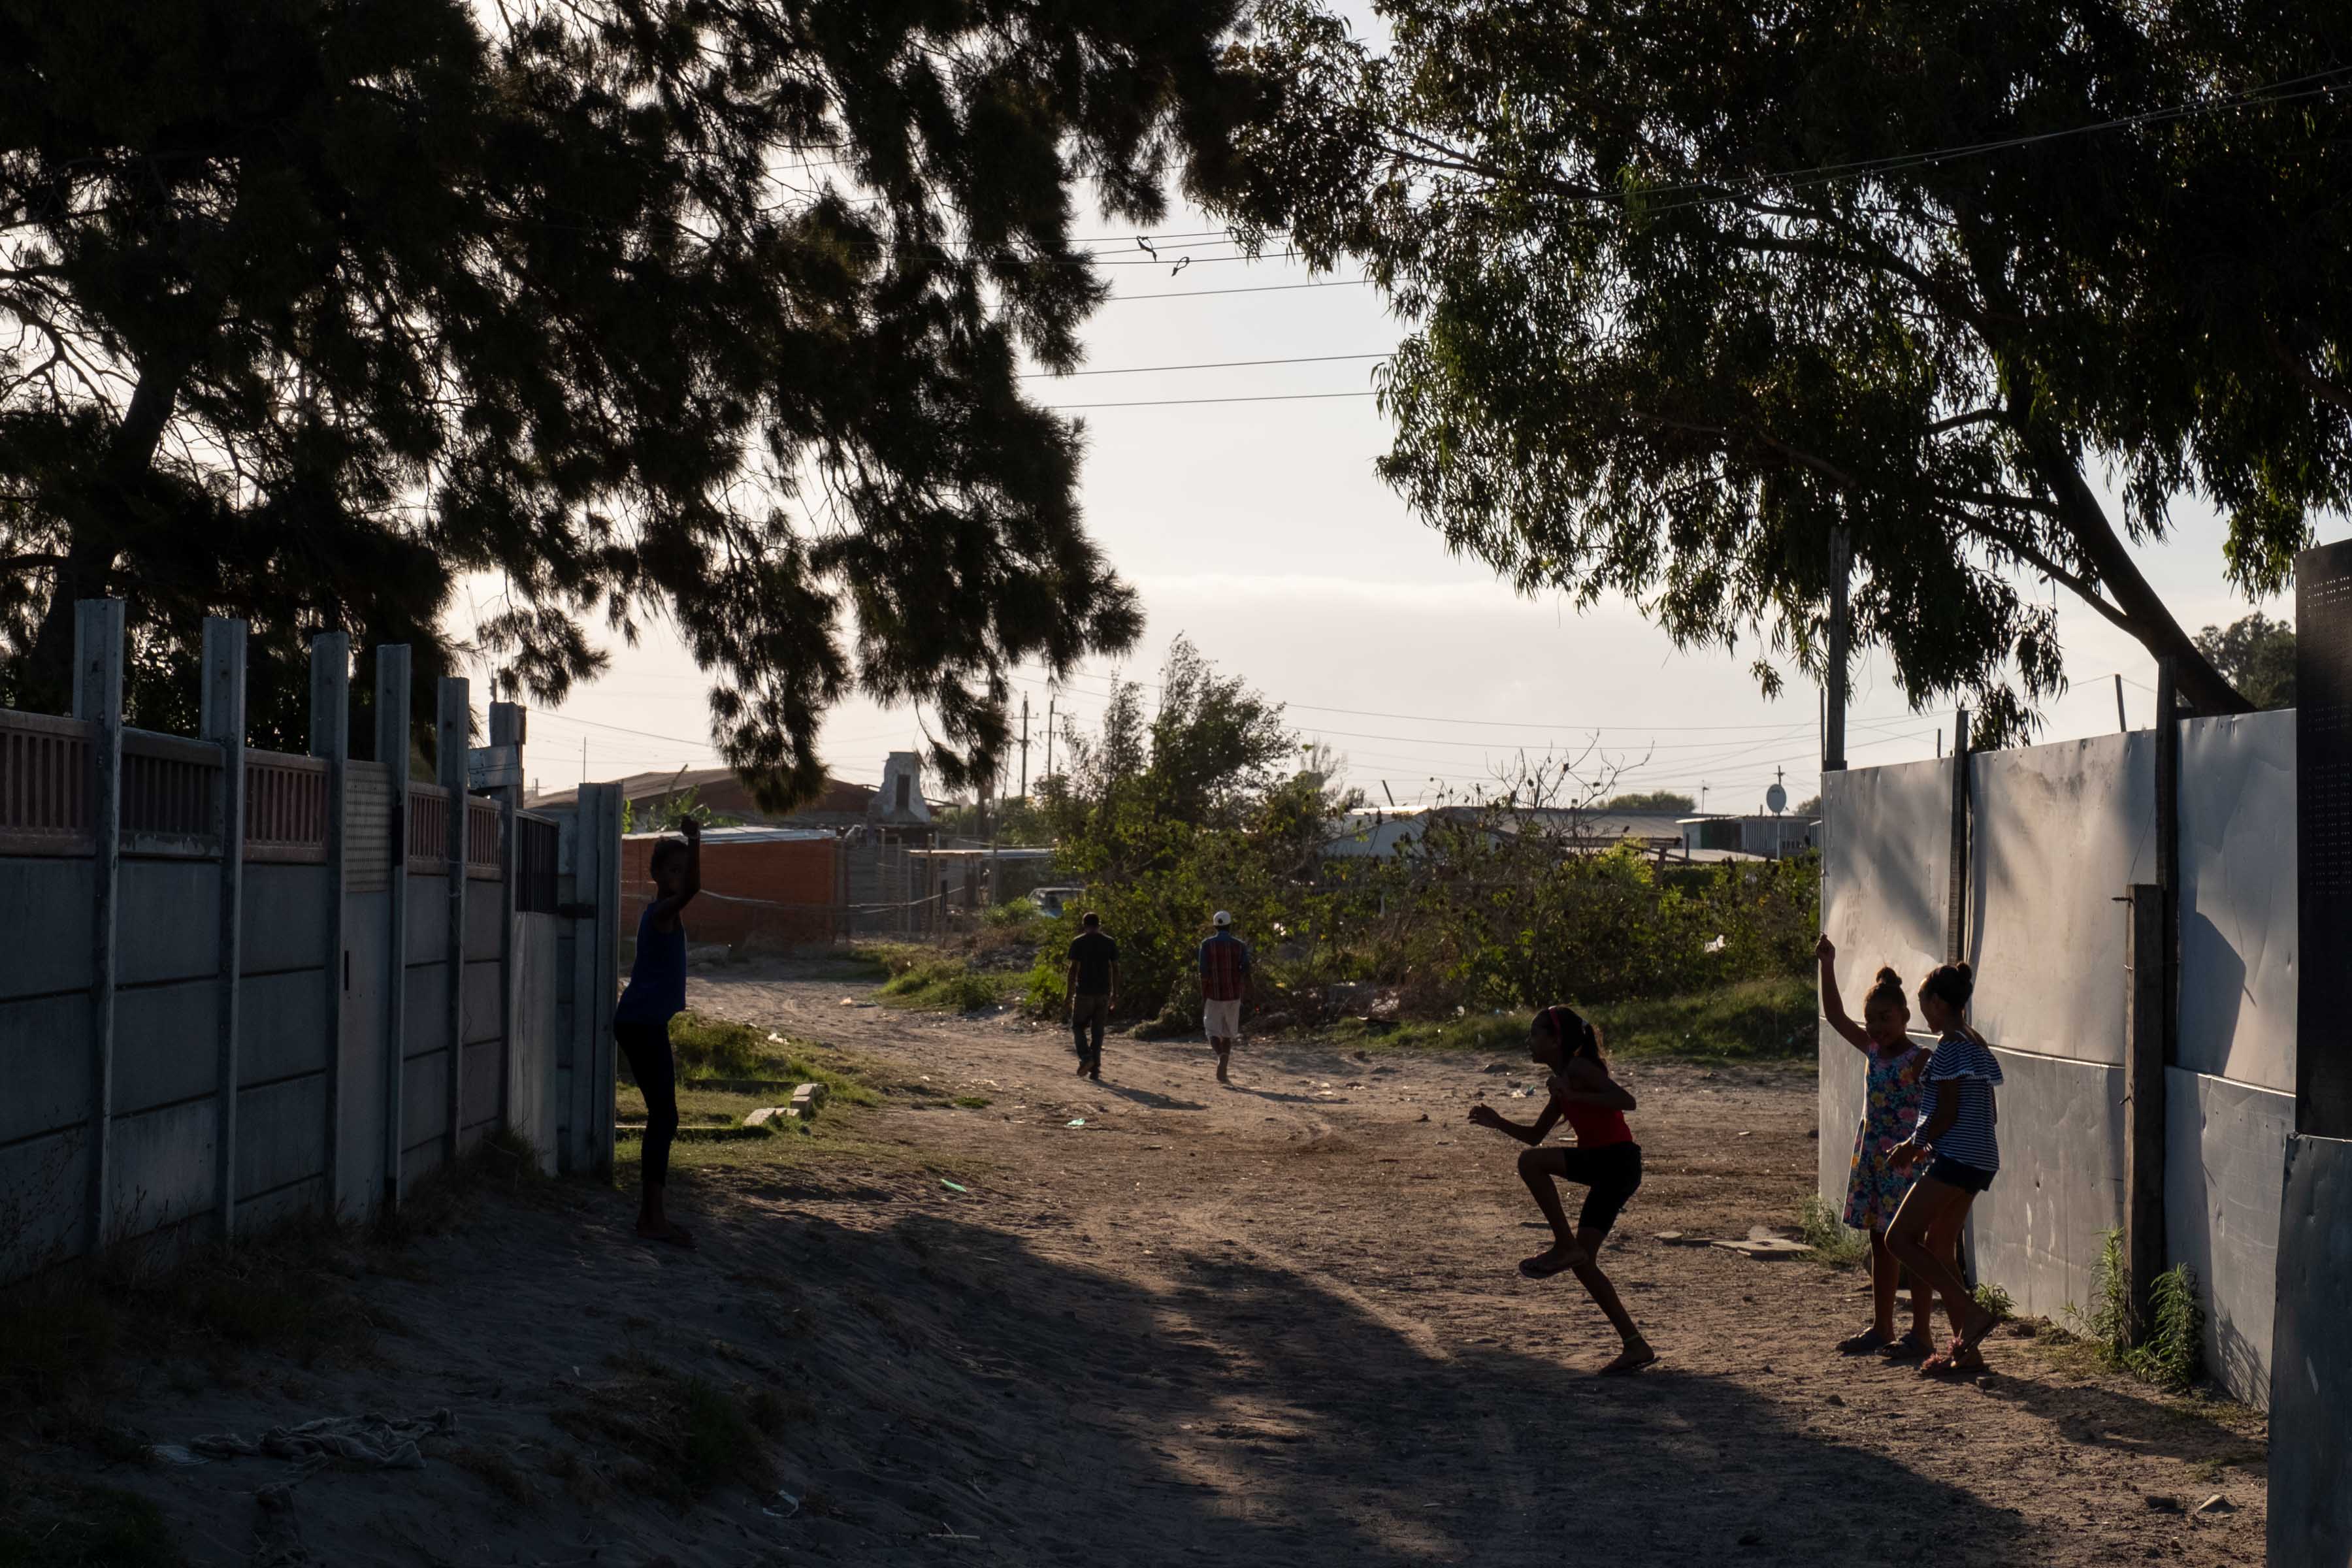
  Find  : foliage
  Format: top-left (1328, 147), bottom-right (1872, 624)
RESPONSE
top-left (2195, 613), bottom-right (2296, 711)
top-left (875, 951), bottom-right (1010, 1013)
top-left (2071, 1228), bottom-right (2206, 1391)
top-left (0, 0), bottom-right (1255, 792)
top-left (1586, 975), bottom-right (1817, 1060)
top-left (934, 796), bottom-right (1056, 845)
top-left (1973, 1281), bottom-right (2016, 1323)
top-left (622, 787), bottom-right (742, 836)
top-left (1209, 2), bottom-right (2352, 732)
top-left (1797, 1196), bottom-right (1871, 1270)
top-left (1604, 791), bottom-right (1696, 814)
top-left (651, 1012), bottom-right (877, 1105)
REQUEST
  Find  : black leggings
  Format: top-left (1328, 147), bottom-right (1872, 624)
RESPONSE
top-left (617, 1018), bottom-right (678, 1190)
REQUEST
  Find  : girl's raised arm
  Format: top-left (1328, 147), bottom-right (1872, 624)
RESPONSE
top-left (1816, 935), bottom-right (1872, 1053)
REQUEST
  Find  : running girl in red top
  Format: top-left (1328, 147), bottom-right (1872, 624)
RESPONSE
top-left (1469, 1005), bottom-right (1658, 1374)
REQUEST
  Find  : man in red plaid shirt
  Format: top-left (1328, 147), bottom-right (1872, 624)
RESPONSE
top-left (1198, 910), bottom-right (1251, 1085)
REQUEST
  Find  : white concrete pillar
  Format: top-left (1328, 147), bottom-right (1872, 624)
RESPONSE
top-left (375, 646), bottom-right (410, 1209)
top-left (200, 617), bottom-right (248, 1240)
top-left (438, 678), bottom-right (469, 1164)
top-left (310, 632), bottom-right (350, 1210)
top-left (73, 599), bottom-right (123, 1255)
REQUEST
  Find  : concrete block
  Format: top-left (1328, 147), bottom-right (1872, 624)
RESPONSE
top-left (108, 1097), bottom-right (218, 1238)
top-left (241, 863), bottom-right (331, 972)
top-left (401, 963), bottom-right (449, 1060)
top-left (461, 960), bottom-right (502, 1047)
top-left (404, 870), bottom-right (449, 953)
top-left (2166, 1069), bottom-right (2293, 1407)
top-left (235, 1074), bottom-right (327, 1201)
top-left (115, 858), bottom-right (221, 985)
top-left (464, 878), bottom-right (504, 962)
top-left (0, 992), bottom-right (93, 1143)
top-left (0, 1129), bottom-right (90, 1274)
top-left (0, 858), bottom-right (96, 998)
top-left (744, 1106), bottom-right (791, 1128)
top-left (400, 1049), bottom-right (449, 1147)
top-left (1963, 1047), bottom-right (2125, 1322)
top-left (112, 979), bottom-right (220, 1116)
top-left (2269, 1133), bottom-right (2352, 1567)
top-left (238, 968), bottom-right (330, 1085)
top-left (791, 1082), bottom-right (828, 1119)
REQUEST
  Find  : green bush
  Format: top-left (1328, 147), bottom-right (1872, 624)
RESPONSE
top-left (1797, 1195), bottom-right (1870, 1269)
top-left (876, 953), bottom-right (1008, 1012)
top-left (663, 1013), bottom-right (772, 1080)
top-left (2068, 1228), bottom-right (2205, 1391)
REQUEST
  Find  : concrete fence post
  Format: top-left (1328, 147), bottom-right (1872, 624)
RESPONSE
top-left (2122, 883), bottom-right (2167, 1339)
top-left (1945, 709), bottom-right (1970, 965)
top-left (74, 599), bottom-right (124, 1256)
top-left (310, 632), bottom-right (350, 1211)
top-left (438, 678), bottom-right (469, 1165)
top-left (376, 646), bottom-right (410, 1210)
top-left (579, 781), bottom-right (623, 1180)
top-left (201, 618), bottom-right (248, 1241)
top-left (489, 702), bottom-right (523, 1136)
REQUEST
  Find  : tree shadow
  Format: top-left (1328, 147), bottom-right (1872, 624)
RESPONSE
top-left (691, 1206), bottom-right (2040, 1565)
top-left (1100, 1083), bottom-right (1210, 1113)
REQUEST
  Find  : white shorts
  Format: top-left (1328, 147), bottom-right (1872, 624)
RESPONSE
top-left (1204, 997), bottom-right (1243, 1041)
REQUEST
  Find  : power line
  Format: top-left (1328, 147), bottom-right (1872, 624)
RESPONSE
top-left (1050, 389), bottom-right (1376, 410)
top-left (1103, 278), bottom-right (1378, 303)
top-left (1021, 351), bottom-right (1390, 380)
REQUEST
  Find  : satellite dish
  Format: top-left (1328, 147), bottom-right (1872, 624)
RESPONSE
top-left (1766, 781), bottom-right (1788, 815)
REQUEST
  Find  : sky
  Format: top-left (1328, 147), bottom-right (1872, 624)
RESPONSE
top-left (489, 12), bottom-right (2332, 815)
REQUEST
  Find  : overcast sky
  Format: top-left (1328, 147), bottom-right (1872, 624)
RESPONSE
top-left (492, 10), bottom-right (2328, 812)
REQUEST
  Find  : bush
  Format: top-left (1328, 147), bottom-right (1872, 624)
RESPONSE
top-left (875, 952), bottom-right (1009, 1012)
top-left (2068, 1228), bottom-right (2205, 1391)
top-left (1797, 1195), bottom-right (1870, 1269)
top-left (663, 1013), bottom-right (772, 1080)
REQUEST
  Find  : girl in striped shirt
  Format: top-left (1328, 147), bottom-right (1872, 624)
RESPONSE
top-left (1886, 960), bottom-right (2004, 1374)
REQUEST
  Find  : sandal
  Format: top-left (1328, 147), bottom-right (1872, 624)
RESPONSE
top-left (1921, 1338), bottom-right (1988, 1377)
top-left (1837, 1326), bottom-right (1894, 1356)
top-left (1880, 1331), bottom-right (1936, 1363)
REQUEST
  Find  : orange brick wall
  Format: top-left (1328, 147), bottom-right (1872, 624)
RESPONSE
top-left (619, 835), bottom-right (841, 947)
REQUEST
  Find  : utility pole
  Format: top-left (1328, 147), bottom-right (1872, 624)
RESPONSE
top-left (1019, 695), bottom-right (1030, 799)
top-left (1044, 696), bottom-right (1056, 787)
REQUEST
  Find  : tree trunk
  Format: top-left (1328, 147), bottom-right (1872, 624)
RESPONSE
top-left (2021, 430), bottom-right (2255, 718)
top-left (21, 359), bottom-right (189, 711)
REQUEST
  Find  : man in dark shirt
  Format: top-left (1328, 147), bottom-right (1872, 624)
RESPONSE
top-left (1064, 912), bottom-right (1119, 1081)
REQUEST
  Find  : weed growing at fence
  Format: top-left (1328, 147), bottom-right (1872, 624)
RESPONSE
top-left (1973, 1281), bottom-right (2016, 1322)
top-left (1797, 1196), bottom-right (1871, 1269)
top-left (2065, 1228), bottom-right (2206, 1392)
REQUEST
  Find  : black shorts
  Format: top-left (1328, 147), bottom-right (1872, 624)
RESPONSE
top-left (1926, 1154), bottom-right (1995, 1194)
top-left (1558, 1141), bottom-right (1643, 1235)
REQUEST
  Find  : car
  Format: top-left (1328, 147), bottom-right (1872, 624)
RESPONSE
top-left (1030, 885), bottom-right (1083, 919)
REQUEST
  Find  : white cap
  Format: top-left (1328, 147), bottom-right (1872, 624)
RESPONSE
top-left (1213, 910), bottom-right (1232, 926)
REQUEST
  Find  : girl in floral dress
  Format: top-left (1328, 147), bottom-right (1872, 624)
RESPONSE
top-left (1816, 935), bottom-right (1951, 1359)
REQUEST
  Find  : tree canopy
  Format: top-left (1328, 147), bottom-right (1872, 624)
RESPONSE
top-left (1211, 1), bottom-right (2352, 740)
top-left (2194, 613), bottom-right (2295, 711)
top-left (1603, 790), bottom-right (1695, 815)
top-left (1, 0), bottom-right (1252, 797)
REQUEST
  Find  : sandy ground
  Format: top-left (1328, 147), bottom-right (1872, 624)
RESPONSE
top-left (35, 962), bottom-right (2268, 1565)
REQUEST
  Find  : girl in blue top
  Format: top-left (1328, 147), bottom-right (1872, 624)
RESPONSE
top-left (1816, 937), bottom-right (1940, 1359)
top-left (1886, 960), bottom-right (2005, 1374)
top-left (614, 818), bottom-right (700, 1249)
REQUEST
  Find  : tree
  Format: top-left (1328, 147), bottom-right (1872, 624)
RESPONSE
top-left (1211, 1), bottom-right (2352, 740)
top-left (1604, 790), bottom-right (1695, 815)
top-left (2194, 614), bottom-right (2296, 711)
top-left (1, 0), bottom-right (1252, 795)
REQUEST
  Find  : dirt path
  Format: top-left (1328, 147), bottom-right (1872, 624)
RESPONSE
top-left (42, 964), bottom-right (2266, 1565)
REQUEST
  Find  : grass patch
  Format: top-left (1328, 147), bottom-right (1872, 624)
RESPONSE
top-left (615, 1022), bottom-right (900, 1180)
top-left (870, 949), bottom-right (1012, 1012)
top-left (0, 1476), bottom-right (180, 1568)
top-left (951, 1096), bottom-right (992, 1109)
top-left (1313, 976), bottom-right (1816, 1062)
top-left (452, 1445), bottom-right (534, 1511)
top-left (1586, 975), bottom-right (1818, 1060)
top-left (1797, 1196), bottom-right (1871, 1269)
top-left (645, 1013), bottom-right (881, 1108)
top-left (552, 1375), bottom-right (773, 1511)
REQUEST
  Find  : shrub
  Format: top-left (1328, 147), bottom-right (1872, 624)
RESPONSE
top-left (2068, 1228), bottom-right (2205, 1391)
top-left (1797, 1196), bottom-right (1870, 1269)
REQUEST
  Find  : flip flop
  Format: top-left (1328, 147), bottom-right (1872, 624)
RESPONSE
top-left (1952, 1311), bottom-right (2002, 1358)
top-left (1880, 1332), bottom-right (1936, 1363)
top-left (1837, 1326), bottom-right (1894, 1356)
top-left (1518, 1249), bottom-right (1584, 1280)
top-left (1599, 1344), bottom-right (1660, 1376)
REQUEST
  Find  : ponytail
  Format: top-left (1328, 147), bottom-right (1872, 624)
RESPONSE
top-left (1535, 1004), bottom-right (1607, 1062)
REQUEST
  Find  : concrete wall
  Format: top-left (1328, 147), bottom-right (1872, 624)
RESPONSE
top-left (1, 764), bottom-right (608, 1281)
top-left (2268, 1132), bottom-right (2352, 1567)
top-left (1821, 715), bottom-right (2296, 1406)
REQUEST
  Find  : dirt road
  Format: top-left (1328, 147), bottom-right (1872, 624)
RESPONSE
top-left (51, 965), bottom-right (2266, 1565)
